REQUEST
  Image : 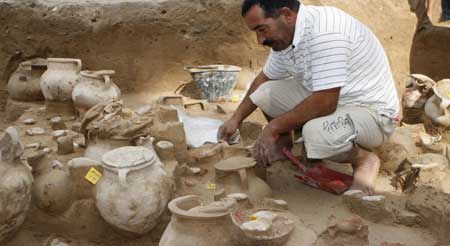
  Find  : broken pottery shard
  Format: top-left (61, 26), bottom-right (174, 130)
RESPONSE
top-left (26, 127), bottom-right (46, 136)
top-left (23, 118), bottom-right (36, 125)
top-left (0, 127), bottom-right (24, 162)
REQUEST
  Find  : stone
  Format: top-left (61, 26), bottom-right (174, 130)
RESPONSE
top-left (22, 118), bottom-right (36, 125)
top-left (50, 116), bottom-right (67, 130)
top-left (57, 136), bottom-right (74, 155)
top-left (26, 127), bottom-right (46, 136)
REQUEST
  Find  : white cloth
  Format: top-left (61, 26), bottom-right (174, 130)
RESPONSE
top-left (262, 4), bottom-right (400, 118)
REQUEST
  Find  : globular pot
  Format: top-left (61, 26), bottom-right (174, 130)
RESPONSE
top-left (215, 156), bottom-right (272, 204)
top-left (72, 70), bottom-right (121, 113)
top-left (159, 195), bottom-right (236, 246)
top-left (0, 127), bottom-right (33, 243)
top-left (40, 58), bottom-right (82, 102)
top-left (68, 146), bottom-right (173, 234)
top-left (7, 59), bottom-right (46, 101)
top-left (31, 157), bottom-right (73, 215)
top-left (424, 79), bottom-right (450, 127)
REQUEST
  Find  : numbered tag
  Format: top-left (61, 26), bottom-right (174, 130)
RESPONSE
top-left (207, 183), bottom-right (217, 190)
top-left (230, 95), bottom-right (240, 103)
top-left (85, 167), bottom-right (102, 185)
top-left (447, 93), bottom-right (450, 99)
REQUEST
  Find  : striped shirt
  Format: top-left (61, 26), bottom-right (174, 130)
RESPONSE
top-left (263, 4), bottom-right (399, 118)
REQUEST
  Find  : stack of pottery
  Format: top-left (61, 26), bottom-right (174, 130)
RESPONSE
top-left (424, 79), bottom-right (450, 128)
top-left (159, 195), bottom-right (236, 246)
top-left (68, 146), bottom-right (173, 234)
top-left (0, 127), bottom-right (33, 243)
top-left (215, 156), bottom-right (272, 204)
top-left (7, 58), bottom-right (46, 101)
top-left (72, 70), bottom-right (121, 114)
top-left (402, 74), bottom-right (435, 124)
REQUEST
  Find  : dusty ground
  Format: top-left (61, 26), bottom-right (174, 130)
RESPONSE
top-left (1, 0), bottom-right (450, 245)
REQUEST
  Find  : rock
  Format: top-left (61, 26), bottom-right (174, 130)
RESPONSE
top-left (50, 116), bottom-right (66, 130)
top-left (26, 127), bottom-right (46, 136)
top-left (51, 130), bottom-right (67, 139)
top-left (57, 136), bottom-right (74, 155)
top-left (22, 118), bottom-right (36, 125)
top-left (314, 216), bottom-right (369, 246)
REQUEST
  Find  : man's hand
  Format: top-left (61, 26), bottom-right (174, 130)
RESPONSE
top-left (253, 125), bottom-right (281, 167)
top-left (217, 118), bottom-right (241, 143)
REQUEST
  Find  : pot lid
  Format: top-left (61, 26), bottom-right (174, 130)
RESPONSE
top-left (102, 146), bottom-right (156, 170)
top-left (214, 156), bottom-right (256, 171)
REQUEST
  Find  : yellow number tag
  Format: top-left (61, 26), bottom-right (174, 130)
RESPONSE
top-left (207, 183), bottom-right (217, 190)
top-left (85, 167), bottom-right (102, 185)
top-left (447, 93), bottom-right (450, 99)
top-left (230, 95), bottom-right (240, 103)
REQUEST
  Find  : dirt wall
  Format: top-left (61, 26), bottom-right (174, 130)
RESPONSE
top-left (0, 0), bottom-right (448, 97)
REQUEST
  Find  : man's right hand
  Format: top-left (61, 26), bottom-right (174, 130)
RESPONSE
top-left (217, 118), bottom-right (241, 143)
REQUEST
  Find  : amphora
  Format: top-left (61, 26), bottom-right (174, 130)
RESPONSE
top-left (215, 156), bottom-right (272, 204)
top-left (68, 146), bottom-right (173, 234)
top-left (7, 59), bottom-right (46, 101)
top-left (0, 127), bottom-right (33, 243)
top-left (40, 58), bottom-right (82, 102)
top-left (425, 79), bottom-right (450, 127)
top-left (72, 70), bottom-right (121, 113)
top-left (159, 195), bottom-right (236, 246)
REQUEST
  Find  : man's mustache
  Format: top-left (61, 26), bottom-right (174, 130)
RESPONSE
top-left (263, 40), bottom-right (275, 47)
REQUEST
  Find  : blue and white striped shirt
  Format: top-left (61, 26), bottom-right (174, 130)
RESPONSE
top-left (263, 4), bottom-right (400, 118)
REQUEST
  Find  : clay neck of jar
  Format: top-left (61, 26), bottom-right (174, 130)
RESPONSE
top-left (47, 61), bottom-right (79, 71)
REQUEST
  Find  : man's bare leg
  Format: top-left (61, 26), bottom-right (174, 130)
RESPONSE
top-left (347, 146), bottom-right (381, 195)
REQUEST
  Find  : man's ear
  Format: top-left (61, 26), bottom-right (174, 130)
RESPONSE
top-left (279, 7), bottom-right (296, 24)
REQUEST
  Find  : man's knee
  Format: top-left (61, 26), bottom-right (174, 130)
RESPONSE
top-left (250, 81), bottom-right (280, 118)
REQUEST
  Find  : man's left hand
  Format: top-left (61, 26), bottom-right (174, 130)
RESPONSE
top-left (253, 125), bottom-right (281, 167)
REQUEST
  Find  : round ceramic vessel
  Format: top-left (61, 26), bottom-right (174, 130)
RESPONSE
top-left (40, 58), bottom-right (82, 101)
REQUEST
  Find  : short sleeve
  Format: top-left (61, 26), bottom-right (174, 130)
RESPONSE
top-left (307, 33), bottom-right (351, 91)
top-left (263, 50), bottom-right (289, 80)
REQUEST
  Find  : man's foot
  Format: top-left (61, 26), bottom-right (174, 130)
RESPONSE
top-left (348, 148), bottom-right (381, 195)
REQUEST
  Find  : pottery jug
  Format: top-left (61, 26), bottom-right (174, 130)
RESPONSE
top-left (424, 79), bottom-right (450, 127)
top-left (215, 156), bottom-right (272, 204)
top-left (0, 127), bottom-right (33, 243)
top-left (159, 195), bottom-right (236, 246)
top-left (68, 146), bottom-right (173, 234)
top-left (72, 70), bottom-right (121, 113)
top-left (29, 154), bottom-right (73, 215)
top-left (40, 58), bottom-right (82, 102)
top-left (7, 59), bottom-right (46, 101)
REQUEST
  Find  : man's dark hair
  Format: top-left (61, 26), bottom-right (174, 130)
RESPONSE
top-left (241, 0), bottom-right (300, 18)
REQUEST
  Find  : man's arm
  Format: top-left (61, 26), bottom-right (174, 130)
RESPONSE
top-left (230, 71), bottom-right (270, 123)
top-left (217, 71), bottom-right (270, 142)
top-left (267, 87), bottom-right (341, 135)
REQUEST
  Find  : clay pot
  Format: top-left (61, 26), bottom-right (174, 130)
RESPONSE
top-left (0, 127), bottom-right (33, 243)
top-left (31, 158), bottom-right (73, 214)
top-left (40, 58), bottom-right (82, 102)
top-left (424, 79), bottom-right (450, 127)
top-left (72, 70), bottom-right (121, 113)
top-left (68, 146), bottom-right (173, 234)
top-left (215, 156), bottom-right (272, 204)
top-left (230, 208), bottom-right (298, 246)
top-left (159, 195), bottom-right (236, 246)
top-left (7, 59), bottom-right (46, 101)
top-left (402, 74), bottom-right (435, 109)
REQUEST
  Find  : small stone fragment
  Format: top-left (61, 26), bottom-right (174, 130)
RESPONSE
top-left (51, 130), bottom-right (67, 139)
top-left (26, 127), bottom-right (45, 136)
top-left (50, 116), bottom-right (66, 130)
top-left (23, 118), bottom-right (36, 125)
top-left (57, 136), bottom-right (74, 155)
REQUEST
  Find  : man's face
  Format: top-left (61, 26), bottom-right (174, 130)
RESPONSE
top-left (244, 5), bottom-right (294, 51)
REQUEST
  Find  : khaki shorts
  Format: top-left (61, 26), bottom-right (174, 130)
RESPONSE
top-left (250, 78), bottom-right (395, 160)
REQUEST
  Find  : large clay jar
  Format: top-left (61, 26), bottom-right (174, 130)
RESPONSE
top-left (7, 59), bottom-right (46, 101)
top-left (0, 127), bottom-right (33, 243)
top-left (72, 70), bottom-right (121, 113)
top-left (424, 79), bottom-right (450, 127)
top-left (159, 195), bottom-right (236, 246)
top-left (40, 58), bottom-right (82, 102)
top-left (69, 146), bottom-right (173, 234)
top-left (215, 156), bottom-right (272, 204)
top-left (30, 156), bottom-right (73, 215)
